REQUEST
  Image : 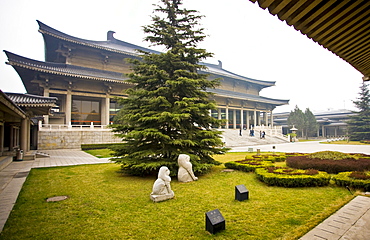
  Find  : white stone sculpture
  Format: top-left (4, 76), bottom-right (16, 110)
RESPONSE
top-left (150, 166), bottom-right (175, 202)
top-left (177, 154), bottom-right (198, 182)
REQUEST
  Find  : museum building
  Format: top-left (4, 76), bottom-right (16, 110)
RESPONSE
top-left (4, 21), bottom-right (288, 149)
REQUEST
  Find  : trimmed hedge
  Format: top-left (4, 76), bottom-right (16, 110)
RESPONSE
top-left (332, 172), bottom-right (370, 191)
top-left (250, 154), bottom-right (286, 162)
top-left (286, 155), bottom-right (370, 174)
top-left (224, 159), bottom-right (274, 172)
top-left (255, 167), bottom-right (331, 187)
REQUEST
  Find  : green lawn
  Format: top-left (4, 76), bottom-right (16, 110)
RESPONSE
top-left (0, 154), bottom-right (354, 240)
top-left (320, 140), bottom-right (369, 145)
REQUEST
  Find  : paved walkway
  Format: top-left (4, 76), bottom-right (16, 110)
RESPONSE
top-left (0, 143), bottom-right (370, 238)
top-left (230, 140), bottom-right (370, 155)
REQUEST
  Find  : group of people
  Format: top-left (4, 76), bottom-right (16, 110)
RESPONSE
top-left (245, 129), bottom-right (265, 139)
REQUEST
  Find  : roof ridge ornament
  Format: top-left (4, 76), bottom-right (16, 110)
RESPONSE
top-left (218, 60), bottom-right (222, 69)
top-left (107, 31), bottom-right (116, 41)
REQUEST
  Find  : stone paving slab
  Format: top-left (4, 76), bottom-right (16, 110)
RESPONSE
top-left (300, 196), bottom-right (370, 240)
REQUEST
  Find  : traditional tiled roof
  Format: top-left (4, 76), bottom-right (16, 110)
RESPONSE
top-left (4, 51), bottom-right (131, 84)
top-left (0, 90), bottom-right (26, 118)
top-left (250, 0), bottom-right (370, 80)
top-left (5, 92), bottom-right (57, 107)
top-left (209, 88), bottom-right (289, 106)
top-left (38, 21), bottom-right (275, 87)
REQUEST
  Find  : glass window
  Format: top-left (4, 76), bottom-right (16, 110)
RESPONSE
top-left (109, 101), bottom-right (122, 123)
top-left (71, 99), bottom-right (101, 125)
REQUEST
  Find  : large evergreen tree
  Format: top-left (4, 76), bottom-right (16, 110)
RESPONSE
top-left (347, 82), bottom-right (370, 141)
top-left (111, 0), bottom-right (227, 176)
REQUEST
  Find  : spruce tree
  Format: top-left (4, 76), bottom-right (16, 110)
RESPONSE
top-left (303, 108), bottom-right (318, 139)
top-left (347, 82), bottom-right (370, 141)
top-left (288, 105), bottom-right (305, 137)
top-left (111, 0), bottom-right (227, 176)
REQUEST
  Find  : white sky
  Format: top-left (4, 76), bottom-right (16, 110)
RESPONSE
top-left (0, 0), bottom-right (364, 113)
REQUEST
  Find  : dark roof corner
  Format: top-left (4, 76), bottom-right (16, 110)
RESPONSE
top-left (218, 60), bottom-right (222, 69)
top-left (107, 31), bottom-right (116, 41)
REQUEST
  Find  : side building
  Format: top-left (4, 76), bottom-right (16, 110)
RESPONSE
top-left (273, 109), bottom-right (355, 138)
top-left (4, 21), bottom-right (289, 149)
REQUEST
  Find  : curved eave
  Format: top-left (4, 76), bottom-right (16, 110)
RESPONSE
top-left (37, 21), bottom-right (278, 86)
top-left (200, 66), bottom-right (275, 88)
top-left (37, 20), bottom-right (157, 57)
top-left (209, 88), bottom-right (289, 106)
top-left (4, 51), bottom-right (132, 85)
top-left (249, 0), bottom-right (370, 79)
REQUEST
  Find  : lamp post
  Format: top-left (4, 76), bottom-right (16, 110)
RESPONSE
top-left (290, 126), bottom-right (298, 142)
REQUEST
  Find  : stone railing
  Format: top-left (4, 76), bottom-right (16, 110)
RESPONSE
top-left (253, 125), bottom-right (284, 136)
top-left (39, 122), bottom-right (110, 131)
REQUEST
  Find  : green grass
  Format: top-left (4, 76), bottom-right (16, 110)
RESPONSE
top-left (0, 153), bottom-right (354, 240)
top-left (84, 149), bottom-right (114, 158)
top-left (320, 140), bottom-right (369, 145)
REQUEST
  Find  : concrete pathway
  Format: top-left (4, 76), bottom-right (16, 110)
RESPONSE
top-left (300, 195), bottom-right (370, 240)
top-left (230, 140), bottom-right (370, 155)
top-left (0, 149), bottom-right (111, 232)
top-left (0, 144), bottom-right (370, 238)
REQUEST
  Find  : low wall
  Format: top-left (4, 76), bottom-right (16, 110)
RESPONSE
top-left (38, 130), bottom-right (121, 150)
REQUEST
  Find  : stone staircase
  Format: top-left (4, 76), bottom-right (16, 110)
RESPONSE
top-left (221, 129), bottom-right (289, 147)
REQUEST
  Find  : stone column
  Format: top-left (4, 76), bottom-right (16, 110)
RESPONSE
top-left (233, 109), bottom-right (236, 129)
top-left (270, 111), bottom-right (274, 127)
top-left (101, 96), bottom-right (110, 125)
top-left (225, 106), bottom-right (229, 129)
top-left (20, 118), bottom-right (28, 151)
top-left (240, 109), bottom-right (244, 129)
top-left (258, 111), bottom-right (261, 126)
top-left (253, 110), bottom-right (257, 128)
top-left (246, 111), bottom-right (249, 129)
top-left (66, 90), bottom-right (72, 125)
top-left (322, 125), bottom-right (325, 137)
top-left (43, 86), bottom-right (50, 124)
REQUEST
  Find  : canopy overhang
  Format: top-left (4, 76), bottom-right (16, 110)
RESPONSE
top-left (250, 0), bottom-right (370, 80)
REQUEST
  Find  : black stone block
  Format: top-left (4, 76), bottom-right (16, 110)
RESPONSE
top-left (205, 209), bottom-right (225, 234)
top-left (235, 184), bottom-right (249, 201)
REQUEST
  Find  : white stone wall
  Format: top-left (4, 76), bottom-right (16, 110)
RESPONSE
top-left (38, 130), bottom-right (121, 149)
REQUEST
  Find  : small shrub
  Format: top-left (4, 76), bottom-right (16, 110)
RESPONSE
top-left (255, 167), bottom-right (331, 187)
top-left (332, 172), bottom-right (370, 191)
top-left (306, 151), bottom-right (355, 160)
top-left (224, 159), bottom-right (273, 172)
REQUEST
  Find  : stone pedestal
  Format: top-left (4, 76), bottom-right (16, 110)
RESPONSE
top-left (150, 191), bottom-right (174, 203)
top-left (235, 184), bottom-right (249, 201)
top-left (205, 209), bottom-right (225, 234)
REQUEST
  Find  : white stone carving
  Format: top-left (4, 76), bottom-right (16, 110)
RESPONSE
top-left (150, 166), bottom-right (175, 202)
top-left (177, 154), bottom-right (198, 182)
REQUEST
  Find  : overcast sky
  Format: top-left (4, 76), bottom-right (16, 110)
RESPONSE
top-left (0, 0), bottom-right (364, 113)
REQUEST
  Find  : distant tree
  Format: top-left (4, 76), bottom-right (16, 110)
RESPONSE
top-left (288, 106), bottom-right (318, 139)
top-left (303, 108), bottom-right (318, 139)
top-left (347, 82), bottom-right (370, 141)
top-left (288, 106), bottom-right (305, 137)
top-left (111, 0), bottom-right (227, 176)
